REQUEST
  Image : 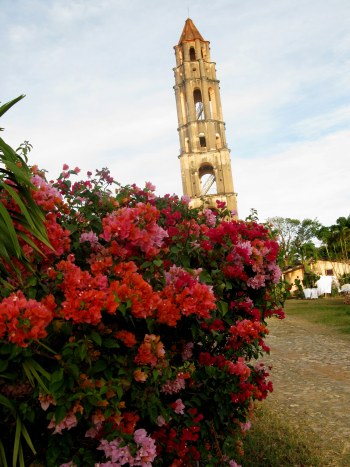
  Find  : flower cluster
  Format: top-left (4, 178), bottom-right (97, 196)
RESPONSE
top-left (0, 164), bottom-right (283, 466)
top-left (0, 291), bottom-right (53, 347)
top-left (97, 429), bottom-right (157, 466)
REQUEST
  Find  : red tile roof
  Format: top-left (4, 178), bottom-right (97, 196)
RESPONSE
top-left (178, 18), bottom-right (205, 44)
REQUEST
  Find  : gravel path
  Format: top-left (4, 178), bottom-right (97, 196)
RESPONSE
top-left (264, 314), bottom-right (350, 465)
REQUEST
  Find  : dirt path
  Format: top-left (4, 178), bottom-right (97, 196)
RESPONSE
top-left (263, 315), bottom-right (350, 465)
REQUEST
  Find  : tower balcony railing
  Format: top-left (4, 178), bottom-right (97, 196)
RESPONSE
top-left (201, 174), bottom-right (215, 195)
top-left (196, 103), bottom-right (204, 120)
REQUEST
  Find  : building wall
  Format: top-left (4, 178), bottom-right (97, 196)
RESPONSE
top-left (310, 260), bottom-right (350, 277)
top-left (283, 260), bottom-right (350, 291)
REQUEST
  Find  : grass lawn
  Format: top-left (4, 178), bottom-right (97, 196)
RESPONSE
top-left (237, 404), bottom-right (332, 466)
top-left (284, 296), bottom-right (350, 336)
top-left (235, 297), bottom-right (350, 466)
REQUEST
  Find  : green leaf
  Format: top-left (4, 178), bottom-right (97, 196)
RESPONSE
top-left (68, 364), bottom-right (80, 379)
top-left (91, 360), bottom-right (107, 374)
top-left (0, 156), bottom-right (31, 186)
top-left (20, 423), bottom-right (36, 456)
top-left (54, 405), bottom-right (67, 424)
top-left (1, 183), bottom-right (37, 230)
top-left (18, 443), bottom-right (25, 467)
top-left (0, 439), bottom-right (8, 467)
top-left (0, 393), bottom-right (15, 413)
top-left (116, 385), bottom-right (123, 399)
top-left (90, 331), bottom-right (102, 346)
top-left (49, 380), bottom-right (65, 393)
top-left (79, 343), bottom-right (88, 360)
top-left (205, 366), bottom-right (217, 377)
top-left (22, 360), bottom-right (49, 393)
top-left (0, 202), bottom-right (21, 257)
top-left (22, 362), bottom-right (35, 387)
top-left (217, 300), bottom-right (229, 316)
top-left (180, 255), bottom-right (191, 268)
top-left (0, 95), bottom-right (25, 119)
top-left (199, 269), bottom-right (213, 284)
top-left (51, 368), bottom-right (64, 385)
top-left (13, 415), bottom-right (22, 467)
top-left (103, 338), bottom-right (119, 349)
top-left (16, 231), bottom-right (45, 256)
top-left (28, 358), bottom-right (51, 380)
top-left (0, 359), bottom-right (8, 373)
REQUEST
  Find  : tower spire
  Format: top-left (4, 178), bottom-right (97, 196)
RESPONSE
top-left (173, 19), bottom-right (238, 215)
top-left (178, 18), bottom-right (205, 44)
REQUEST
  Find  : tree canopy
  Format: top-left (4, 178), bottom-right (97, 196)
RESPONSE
top-left (267, 217), bottom-right (321, 269)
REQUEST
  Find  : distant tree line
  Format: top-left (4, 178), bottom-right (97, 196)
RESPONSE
top-left (267, 215), bottom-right (350, 270)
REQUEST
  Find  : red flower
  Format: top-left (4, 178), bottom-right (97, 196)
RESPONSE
top-left (134, 334), bottom-right (165, 367)
top-left (115, 330), bottom-right (137, 347)
top-left (0, 291), bottom-right (53, 347)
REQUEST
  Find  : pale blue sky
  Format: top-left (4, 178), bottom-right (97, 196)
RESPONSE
top-left (1, 0), bottom-right (350, 225)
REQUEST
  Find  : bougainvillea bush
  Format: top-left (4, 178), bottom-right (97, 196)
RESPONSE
top-left (0, 164), bottom-right (284, 466)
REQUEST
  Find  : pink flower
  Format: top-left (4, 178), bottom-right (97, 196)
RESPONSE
top-left (267, 262), bottom-right (282, 283)
top-left (48, 411), bottom-right (78, 434)
top-left (85, 427), bottom-right (99, 439)
top-left (134, 428), bottom-right (148, 444)
top-left (203, 208), bottom-right (217, 227)
top-left (62, 163), bottom-right (69, 170)
top-left (240, 421), bottom-right (251, 432)
top-left (98, 439), bottom-right (133, 464)
top-left (182, 342), bottom-right (194, 360)
top-left (100, 204), bottom-right (167, 256)
top-left (38, 393), bottom-right (56, 411)
top-left (247, 274), bottom-right (266, 289)
top-left (79, 231), bottom-right (99, 244)
top-left (145, 181), bottom-right (156, 191)
top-left (98, 430), bottom-right (157, 466)
top-left (156, 415), bottom-right (166, 427)
top-left (134, 429), bottom-right (157, 464)
top-left (181, 195), bottom-right (191, 205)
top-left (172, 398), bottom-right (185, 414)
top-left (161, 376), bottom-right (185, 394)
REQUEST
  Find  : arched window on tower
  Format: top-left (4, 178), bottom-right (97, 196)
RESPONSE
top-left (194, 89), bottom-right (204, 120)
top-left (208, 87), bottom-right (218, 119)
top-left (215, 133), bottom-right (222, 149)
top-left (185, 138), bottom-right (190, 153)
top-left (199, 133), bottom-right (206, 148)
top-left (189, 47), bottom-right (196, 61)
top-left (199, 164), bottom-right (217, 195)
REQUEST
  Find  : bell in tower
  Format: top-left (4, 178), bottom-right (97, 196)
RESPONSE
top-left (173, 18), bottom-right (238, 216)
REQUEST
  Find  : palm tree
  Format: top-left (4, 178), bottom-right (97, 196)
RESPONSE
top-left (0, 95), bottom-right (50, 284)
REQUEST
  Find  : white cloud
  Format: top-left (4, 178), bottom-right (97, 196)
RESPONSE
top-left (293, 106), bottom-right (350, 138)
top-left (235, 129), bottom-right (350, 226)
top-left (1, 0), bottom-right (350, 228)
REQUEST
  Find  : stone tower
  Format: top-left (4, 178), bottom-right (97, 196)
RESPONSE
top-left (173, 18), bottom-right (238, 215)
